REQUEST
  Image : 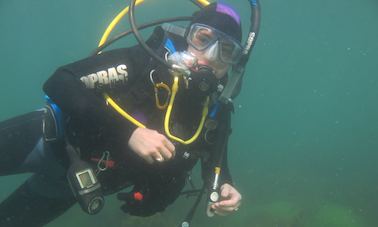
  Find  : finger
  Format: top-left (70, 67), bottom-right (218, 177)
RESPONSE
top-left (151, 152), bottom-right (164, 162)
top-left (214, 209), bottom-right (230, 216)
top-left (217, 196), bottom-right (241, 208)
top-left (151, 151), bottom-right (164, 162)
top-left (159, 145), bottom-right (173, 160)
top-left (221, 186), bottom-right (231, 198)
top-left (163, 138), bottom-right (176, 157)
top-left (145, 155), bottom-right (155, 164)
top-left (215, 204), bottom-right (237, 212)
top-left (218, 198), bottom-right (240, 207)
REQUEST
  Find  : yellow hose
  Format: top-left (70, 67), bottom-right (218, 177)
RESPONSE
top-left (197, 0), bottom-right (210, 7)
top-left (98, 0), bottom-right (145, 48)
top-left (98, 0), bottom-right (210, 145)
top-left (99, 0), bottom-right (146, 129)
top-left (164, 77), bottom-right (209, 145)
top-left (104, 94), bottom-right (146, 128)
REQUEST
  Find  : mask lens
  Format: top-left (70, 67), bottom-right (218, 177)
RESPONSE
top-left (219, 39), bottom-right (242, 64)
top-left (187, 23), bottom-right (243, 64)
top-left (188, 25), bottom-right (216, 50)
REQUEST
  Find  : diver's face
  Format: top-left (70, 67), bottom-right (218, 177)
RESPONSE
top-left (186, 23), bottom-right (242, 79)
top-left (188, 45), bottom-right (230, 79)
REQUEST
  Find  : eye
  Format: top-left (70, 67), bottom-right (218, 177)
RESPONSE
top-left (197, 33), bottom-right (212, 43)
top-left (193, 29), bottom-right (214, 46)
top-left (221, 42), bottom-right (235, 57)
top-left (222, 43), bottom-right (234, 53)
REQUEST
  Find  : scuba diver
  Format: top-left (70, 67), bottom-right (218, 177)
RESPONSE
top-left (0, 0), bottom-right (260, 226)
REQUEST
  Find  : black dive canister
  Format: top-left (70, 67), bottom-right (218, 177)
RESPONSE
top-left (66, 143), bottom-right (104, 214)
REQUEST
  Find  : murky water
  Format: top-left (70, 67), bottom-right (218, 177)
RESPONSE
top-left (1, 0), bottom-right (377, 226)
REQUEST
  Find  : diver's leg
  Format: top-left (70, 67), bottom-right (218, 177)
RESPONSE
top-left (0, 174), bottom-right (76, 227)
top-left (0, 111), bottom-right (76, 226)
top-left (0, 138), bottom-right (75, 227)
top-left (0, 164), bottom-right (76, 227)
top-left (0, 110), bottom-right (45, 175)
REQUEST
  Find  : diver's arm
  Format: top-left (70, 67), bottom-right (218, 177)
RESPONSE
top-left (43, 49), bottom-right (140, 141)
top-left (128, 127), bottom-right (176, 164)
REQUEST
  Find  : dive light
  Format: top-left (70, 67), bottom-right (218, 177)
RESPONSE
top-left (206, 166), bottom-right (222, 217)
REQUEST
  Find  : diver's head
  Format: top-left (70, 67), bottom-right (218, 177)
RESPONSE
top-left (186, 2), bottom-right (243, 79)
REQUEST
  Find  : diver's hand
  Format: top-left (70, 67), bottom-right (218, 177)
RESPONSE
top-left (210, 183), bottom-right (242, 216)
top-left (128, 127), bottom-right (175, 164)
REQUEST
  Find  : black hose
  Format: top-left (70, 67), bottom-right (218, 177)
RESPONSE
top-left (129, 0), bottom-right (172, 69)
top-left (180, 189), bottom-right (202, 197)
top-left (179, 184), bottom-right (206, 227)
top-left (91, 16), bottom-right (192, 56)
top-left (239, 0), bottom-right (261, 66)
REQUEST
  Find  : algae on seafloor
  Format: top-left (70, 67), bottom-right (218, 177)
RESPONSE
top-left (304, 203), bottom-right (367, 227)
top-left (245, 201), bottom-right (303, 227)
top-left (121, 212), bottom-right (177, 227)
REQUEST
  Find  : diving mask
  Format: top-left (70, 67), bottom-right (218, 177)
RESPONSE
top-left (186, 23), bottom-right (243, 65)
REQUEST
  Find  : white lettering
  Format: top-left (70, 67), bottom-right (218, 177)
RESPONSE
top-left (108, 67), bottom-right (119, 83)
top-left (243, 32), bottom-right (256, 54)
top-left (80, 76), bottom-right (90, 88)
top-left (80, 64), bottom-right (129, 89)
top-left (118, 74), bottom-right (125, 82)
top-left (116, 64), bottom-right (127, 75)
top-left (96, 70), bottom-right (109, 85)
top-left (87, 74), bottom-right (98, 89)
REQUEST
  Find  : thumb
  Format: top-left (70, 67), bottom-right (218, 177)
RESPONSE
top-left (221, 184), bottom-right (231, 198)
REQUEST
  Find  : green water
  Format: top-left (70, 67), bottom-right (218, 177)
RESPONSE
top-left (1, 0), bottom-right (378, 226)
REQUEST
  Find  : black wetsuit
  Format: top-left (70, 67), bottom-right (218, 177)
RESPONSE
top-left (0, 27), bottom-right (233, 227)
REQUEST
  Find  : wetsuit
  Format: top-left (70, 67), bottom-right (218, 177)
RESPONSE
top-left (0, 26), bottom-right (233, 227)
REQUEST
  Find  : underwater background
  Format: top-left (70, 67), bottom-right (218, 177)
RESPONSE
top-left (1, 0), bottom-right (378, 226)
